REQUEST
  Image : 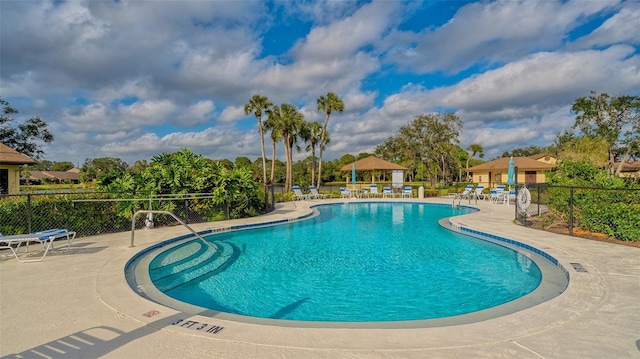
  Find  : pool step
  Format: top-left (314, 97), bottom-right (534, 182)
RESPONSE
top-left (151, 241), bottom-right (239, 293)
top-left (150, 241), bottom-right (217, 278)
top-left (150, 240), bottom-right (212, 271)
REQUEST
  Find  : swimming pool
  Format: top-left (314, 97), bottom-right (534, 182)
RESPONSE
top-left (128, 202), bottom-right (563, 324)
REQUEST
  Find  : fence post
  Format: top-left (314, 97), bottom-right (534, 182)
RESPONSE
top-left (184, 198), bottom-right (189, 224)
top-left (537, 185), bottom-right (541, 216)
top-left (264, 184), bottom-right (268, 212)
top-left (27, 193), bottom-right (32, 233)
top-left (569, 187), bottom-right (574, 237)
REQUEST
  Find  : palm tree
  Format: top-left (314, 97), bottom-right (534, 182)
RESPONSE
top-left (301, 121), bottom-right (323, 186)
top-left (466, 143), bottom-right (484, 180)
top-left (316, 92), bottom-right (344, 187)
top-left (244, 94), bottom-right (273, 184)
top-left (267, 104), bottom-right (305, 192)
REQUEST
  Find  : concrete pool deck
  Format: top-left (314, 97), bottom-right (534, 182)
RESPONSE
top-left (1, 197), bottom-right (639, 358)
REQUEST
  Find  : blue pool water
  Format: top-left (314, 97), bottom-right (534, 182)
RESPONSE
top-left (148, 203), bottom-right (542, 322)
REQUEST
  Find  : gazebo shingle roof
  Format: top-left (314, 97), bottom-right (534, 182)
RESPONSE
top-left (340, 156), bottom-right (408, 171)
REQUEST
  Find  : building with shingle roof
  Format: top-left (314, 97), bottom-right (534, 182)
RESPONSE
top-left (22, 169), bottom-right (80, 184)
top-left (0, 142), bottom-right (37, 194)
top-left (614, 160), bottom-right (640, 178)
top-left (466, 154), bottom-right (556, 188)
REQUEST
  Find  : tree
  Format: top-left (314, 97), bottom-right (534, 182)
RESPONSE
top-left (244, 94), bottom-right (273, 184)
top-left (465, 144), bottom-right (484, 180)
top-left (501, 145), bottom-right (546, 158)
top-left (558, 136), bottom-right (609, 168)
top-left (0, 98), bottom-right (53, 159)
top-left (397, 113), bottom-right (462, 188)
top-left (29, 160), bottom-right (53, 171)
top-left (571, 91), bottom-right (640, 175)
top-left (211, 166), bottom-right (259, 219)
top-left (80, 157), bottom-right (128, 182)
top-left (234, 156), bottom-right (253, 169)
top-left (316, 92), bottom-right (344, 187)
top-left (95, 149), bottom-right (264, 220)
top-left (214, 158), bottom-right (234, 170)
top-left (129, 159), bottom-right (149, 174)
top-left (145, 148), bottom-right (215, 193)
top-left (50, 161), bottom-right (75, 171)
top-left (268, 103), bottom-right (305, 192)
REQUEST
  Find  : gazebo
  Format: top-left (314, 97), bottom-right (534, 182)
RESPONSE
top-left (339, 156), bottom-right (408, 186)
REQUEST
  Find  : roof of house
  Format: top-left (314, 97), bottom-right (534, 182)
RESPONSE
top-left (466, 156), bottom-right (555, 172)
top-left (24, 170), bottom-right (80, 182)
top-left (614, 160), bottom-right (640, 172)
top-left (339, 156), bottom-right (408, 171)
top-left (0, 143), bottom-right (37, 165)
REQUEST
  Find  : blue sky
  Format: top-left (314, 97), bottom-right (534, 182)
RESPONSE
top-left (1, 0), bottom-right (639, 166)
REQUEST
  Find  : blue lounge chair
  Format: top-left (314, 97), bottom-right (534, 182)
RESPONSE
top-left (0, 229), bottom-right (76, 263)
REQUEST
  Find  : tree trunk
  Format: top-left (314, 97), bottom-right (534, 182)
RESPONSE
top-left (317, 112), bottom-right (330, 187)
top-left (311, 145), bottom-right (316, 186)
top-left (287, 140), bottom-right (294, 192)
top-left (258, 118), bottom-right (267, 184)
top-left (609, 150), bottom-right (616, 174)
top-left (283, 138), bottom-right (291, 192)
top-left (615, 152), bottom-right (630, 177)
top-left (270, 138), bottom-right (276, 183)
top-left (317, 147), bottom-right (324, 188)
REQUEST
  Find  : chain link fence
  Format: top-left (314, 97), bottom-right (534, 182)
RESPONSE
top-left (3, 184), bottom-right (636, 242)
top-left (1, 187), bottom-right (275, 239)
top-left (514, 184), bottom-right (640, 241)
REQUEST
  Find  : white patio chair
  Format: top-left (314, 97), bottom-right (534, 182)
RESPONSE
top-left (340, 187), bottom-right (352, 198)
top-left (490, 185), bottom-right (507, 204)
top-left (454, 184), bottom-right (474, 200)
top-left (402, 187), bottom-right (413, 198)
top-left (292, 186), bottom-right (310, 201)
top-left (368, 184), bottom-right (381, 198)
top-left (309, 185), bottom-right (329, 199)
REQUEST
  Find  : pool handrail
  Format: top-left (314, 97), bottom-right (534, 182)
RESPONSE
top-left (130, 210), bottom-right (218, 253)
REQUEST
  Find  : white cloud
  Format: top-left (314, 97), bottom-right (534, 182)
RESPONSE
top-left (384, 0), bottom-right (620, 73)
top-left (218, 105), bottom-right (246, 123)
top-left (291, 1), bottom-right (400, 61)
top-left (101, 127), bottom-right (260, 162)
top-left (177, 100), bottom-right (215, 127)
top-left (442, 45), bottom-right (640, 116)
top-left (60, 100), bottom-right (177, 133)
top-left (2, 0), bottom-right (638, 166)
top-left (572, 2), bottom-right (640, 48)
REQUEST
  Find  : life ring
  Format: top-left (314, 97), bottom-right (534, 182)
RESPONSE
top-left (517, 187), bottom-right (531, 213)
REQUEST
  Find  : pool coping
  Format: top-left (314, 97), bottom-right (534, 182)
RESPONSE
top-left (125, 201), bottom-right (570, 329)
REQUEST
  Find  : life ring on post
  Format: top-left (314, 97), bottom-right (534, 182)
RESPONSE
top-left (517, 187), bottom-right (531, 214)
